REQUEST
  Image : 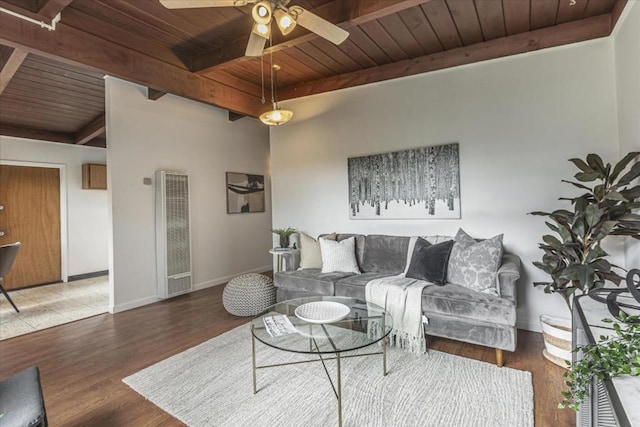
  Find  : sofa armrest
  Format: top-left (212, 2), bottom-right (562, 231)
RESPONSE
top-left (497, 253), bottom-right (521, 305)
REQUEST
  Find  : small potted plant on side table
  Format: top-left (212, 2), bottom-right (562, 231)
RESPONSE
top-left (271, 227), bottom-right (297, 249)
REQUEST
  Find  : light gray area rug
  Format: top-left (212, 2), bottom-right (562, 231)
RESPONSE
top-left (124, 325), bottom-right (533, 427)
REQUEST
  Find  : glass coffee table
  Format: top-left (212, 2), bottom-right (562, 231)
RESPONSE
top-left (250, 296), bottom-right (393, 427)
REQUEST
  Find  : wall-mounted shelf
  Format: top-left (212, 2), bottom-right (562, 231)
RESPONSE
top-left (82, 163), bottom-right (107, 189)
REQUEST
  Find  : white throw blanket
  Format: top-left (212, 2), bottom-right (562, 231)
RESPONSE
top-left (366, 274), bottom-right (430, 355)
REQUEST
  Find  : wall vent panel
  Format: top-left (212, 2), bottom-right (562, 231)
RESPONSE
top-left (156, 171), bottom-right (192, 298)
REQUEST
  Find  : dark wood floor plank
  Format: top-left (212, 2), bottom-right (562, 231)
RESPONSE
top-left (0, 283), bottom-right (575, 427)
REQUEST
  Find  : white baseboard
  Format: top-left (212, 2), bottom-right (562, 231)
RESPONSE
top-left (517, 318), bottom-right (542, 333)
top-left (193, 265), bottom-right (272, 291)
top-left (110, 295), bottom-right (161, 314)
top-left (110, 265), bottom-right (272, 313)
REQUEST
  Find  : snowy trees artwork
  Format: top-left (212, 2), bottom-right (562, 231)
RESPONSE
top-left (348, 143), bottom-right (460, 219)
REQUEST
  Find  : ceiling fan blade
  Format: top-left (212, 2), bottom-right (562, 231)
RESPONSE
top-left (245, 32), bottom-right (267, 56)
top-left (159, 0), bottom-right (255, 9)
top-left (290, 6), bottom-right (349, 45)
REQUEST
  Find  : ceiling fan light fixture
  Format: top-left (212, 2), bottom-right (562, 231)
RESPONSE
top-left (274, 9), bottom-right (296, 35)
top-left (259, 106), bottom-right (293, 126)
top-left (251, 1), bottom-right (272, 25)
top-left (252, 22), bottom-right (271, 38)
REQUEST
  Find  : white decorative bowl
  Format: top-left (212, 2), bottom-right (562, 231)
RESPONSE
top-left (294, 301), bottom-right (350, 324)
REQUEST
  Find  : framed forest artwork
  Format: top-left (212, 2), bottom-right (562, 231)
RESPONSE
top-left (226, 172), bottom-right (265, 214)
top-left (348, 143), bottom-right (460, 219)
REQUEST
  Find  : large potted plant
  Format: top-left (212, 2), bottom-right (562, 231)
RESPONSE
top-left (530, 152), bottom-right (640, 366)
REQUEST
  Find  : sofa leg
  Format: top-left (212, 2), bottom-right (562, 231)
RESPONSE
top-left (496, 348), bottom-right (504, 367)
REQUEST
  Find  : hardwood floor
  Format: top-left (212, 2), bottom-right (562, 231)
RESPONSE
top-left (0, 284), bottom-right (575, 427)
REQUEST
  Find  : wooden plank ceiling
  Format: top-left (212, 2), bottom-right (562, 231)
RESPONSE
top-left (0, 0), bottom-right (627, 148)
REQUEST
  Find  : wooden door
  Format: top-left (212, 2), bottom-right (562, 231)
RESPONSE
top-left (0, 165), bottom-right (61, 289)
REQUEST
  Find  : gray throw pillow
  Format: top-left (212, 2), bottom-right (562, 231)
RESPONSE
top-left (405, 238), bottom-right (455, 285)
top-left (447, 229), bottom-right (503, 294)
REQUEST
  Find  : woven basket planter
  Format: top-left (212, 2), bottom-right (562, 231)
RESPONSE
top-left (540, 315), bottom-right (572, 369)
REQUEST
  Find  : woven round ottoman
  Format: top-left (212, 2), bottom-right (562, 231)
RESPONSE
top-left (223, 273), bottom-right (276, 316)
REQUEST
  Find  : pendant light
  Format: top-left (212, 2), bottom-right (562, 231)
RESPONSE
top-left (251, 1), bottom-right (272, 25)
top-left (259, 65), bottom-right (293, 126)
top-left (259, 36), bottom-right (293, 126)
top-left (251, 21), bottom-right (271, 38)
top-left (273, 9), bottom-right (296, 35)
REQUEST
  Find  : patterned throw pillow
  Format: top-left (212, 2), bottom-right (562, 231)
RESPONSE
top-left (320, 237), bottom-right (361, 274)
top-left (299, 232), bottom-right (336, 269)
top-left (446, 229), bottom-right (503, 294)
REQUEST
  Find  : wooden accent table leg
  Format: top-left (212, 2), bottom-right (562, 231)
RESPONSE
top-left (496, 348), bottom-right (504, 367)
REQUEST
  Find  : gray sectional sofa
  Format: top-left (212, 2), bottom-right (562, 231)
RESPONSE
top-left (274, 233), bottom-right (521, 366)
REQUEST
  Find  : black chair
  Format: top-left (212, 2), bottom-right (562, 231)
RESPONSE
top-left (0, 366), bottom-right (48, 427)
top-left (0, 242), bottom-right (21, 313)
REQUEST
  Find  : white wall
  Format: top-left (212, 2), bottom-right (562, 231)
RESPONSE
top-left (0, 136), bottom-right (109, 277)
top-left (614, 2), bottom-right (640, 269)
top-left (270, 39), bottom-right (623, 331)
top-left (106, 77), bottom-right (271, 312)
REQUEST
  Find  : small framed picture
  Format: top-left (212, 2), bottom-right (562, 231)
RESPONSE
top-left (226, 172), bottom-right (265, 214)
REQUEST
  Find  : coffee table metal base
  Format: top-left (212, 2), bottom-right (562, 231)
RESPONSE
top-left (251, 323), bottom-right (388, 427)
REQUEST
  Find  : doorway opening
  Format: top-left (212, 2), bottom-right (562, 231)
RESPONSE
top-left (0, 159), bottom-right (110, 340)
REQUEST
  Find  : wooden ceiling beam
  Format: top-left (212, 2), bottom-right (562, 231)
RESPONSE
top-left (37, 0), bottom-right (73, 20)
top-left (84, 137), bottom-right (106, 148)
top-left (228, 111), bottom-right (246, 121)
top-left (75, 113), bottom-right (105, 145)
top-left (611, 0), bottom-right (628, 30)
top-left (0, 1), bottom-right (47, 23)
top-left (0, 123), bottom-right (75, 144)
top-left (279, 14), bottom-right (612, 100)
top-left (0, 47), bottom-right (28, 95)
top-left (147, 88), bottom-right (167, 101)
top-left (0, 13), bottom-right (264, 117)
top-left (191, 0), bottom-right (433, 74)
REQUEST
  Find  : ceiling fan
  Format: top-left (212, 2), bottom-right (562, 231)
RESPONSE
top-left (159, 0), bottom-right (350, 56)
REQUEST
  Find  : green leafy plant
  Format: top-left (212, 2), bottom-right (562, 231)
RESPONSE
top-left (531, 152), bottom-right (640, 309)
top-left (271, 227), bottom-right (297, 237)
top-left (271, 227), bottom-right (297, 248)
top-left (559, 313), bottom-right (640, 411)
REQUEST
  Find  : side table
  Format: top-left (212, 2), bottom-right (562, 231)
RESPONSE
top-left (269, 248), bottom-right (299, 272)
top-left (573, 293), bottom-right (639, 426)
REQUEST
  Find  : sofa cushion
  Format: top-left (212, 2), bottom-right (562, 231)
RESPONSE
top-left (361, 235), bottom-right (410, 274)
top-left (274, 269), bottom-right (355, 295)
top-left (333, 272), bottom-right (395, 299)
top-left (406, 238), bottom-right (454, 285)
top-left (334, 273), bottom-right (516, 326)
top-left (320, 237), bottom-right (361, 274)
top-left (299, 232), bottom-right (336, 269)
top-left (335, 234), bottom-right (366, 270)
top-left (422, 283), bottom-right (516, 326)
top-left (336, 272), bottom-right (397, 289)
top-left (447, 228), bottom-right (503, 295)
